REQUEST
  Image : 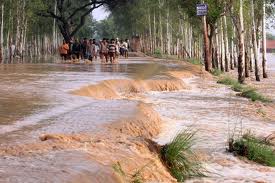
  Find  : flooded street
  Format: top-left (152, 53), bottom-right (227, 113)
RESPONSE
top-left (0, 59), bottom-right (169, 143)
top-left (0, 56), bottom-right (274, 182)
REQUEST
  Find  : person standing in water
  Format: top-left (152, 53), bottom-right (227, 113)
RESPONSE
top-left (87, 39), bottom-right (93, 61)
top-left (115, 38), bottom-right (120, 61)
top-left (81, 38), bottom-right (88, 59)
top-left (91, 39), bottom-right (98, 61)
top-left (122, 39), bottom-right (129, 59)
top-left (108, 39), bottom-right (117, 64)
top-left (72, 39), bottom-right (81, 59)
top-left (59, 40), bottom-right (69, 60)
top-left (100, 38), bottom-right (109, 63)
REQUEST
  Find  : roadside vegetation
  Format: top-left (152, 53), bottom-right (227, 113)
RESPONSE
top-left (186, 58), bottom-right (202, 65)
top-left (151, 48), bottom-right (182, 61)
top-left (228, 133), bottom-right (275, 167)
top-left (217, 76), bottom-right (272, 103)
top-left (113, 162), bottom-right (144, 183)
top-left (160, 129), bottom-right (205, 182)
top-left (210, 68), bottom-right (224, 76)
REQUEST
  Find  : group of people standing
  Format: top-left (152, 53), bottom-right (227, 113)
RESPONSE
top-left (59, 38), bottom-right (130, 64)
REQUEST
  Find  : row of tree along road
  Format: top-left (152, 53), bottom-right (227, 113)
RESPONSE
top-left (0, 0), bottom-right (274, 84)
top-left (107, 0), bottom-right (275, 83)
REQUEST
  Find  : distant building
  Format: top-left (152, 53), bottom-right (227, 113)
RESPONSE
top-left (266, 40), bottom-right (275, 53)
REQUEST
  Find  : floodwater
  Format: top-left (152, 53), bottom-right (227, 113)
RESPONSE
top-left (0, 55), bottom-right (274, 182)
top-left (151, 77), bottom-right (275, 182)
top-left (0, 58), bottom-right (172, 144)
top-left (151, 54), bottom-right (275, 182)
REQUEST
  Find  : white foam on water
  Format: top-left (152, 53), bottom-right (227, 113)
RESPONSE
top-left (147, 77), bottom-right (275, 182)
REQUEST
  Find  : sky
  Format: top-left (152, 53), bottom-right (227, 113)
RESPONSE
top-left (92, 7), bottom-right (110, 21)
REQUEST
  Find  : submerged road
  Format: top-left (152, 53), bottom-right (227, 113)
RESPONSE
top-left (0, 55), bottom-right (274, 183)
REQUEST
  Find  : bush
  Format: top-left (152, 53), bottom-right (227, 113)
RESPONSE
top-left (217, 76), bottom-right (271, 103)
top-left (154, 48), bottom-right (163, 58)
top-left (160, 129), bottom-right (205, 182)
top-left (229, 133), bottom-right (275, 167)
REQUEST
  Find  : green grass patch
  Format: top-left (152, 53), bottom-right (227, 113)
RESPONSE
top-left (217, 76), bottom-right (272, 103)
top-left (240, 88), bottom-right (272, 102)
top-left (229, 133), bottom-right (275, 167)
top-left (187, 58), bottom-right (202, 65)
top-left (231, 83), bottom-right (244, 92)
top-left (210, 68), bottom-right (223, 76)
top-left (160, 129), bottom-right (205, 182)
top-left (217, 76), bottom-right (239, 86)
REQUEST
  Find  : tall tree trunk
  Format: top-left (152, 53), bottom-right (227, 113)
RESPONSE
top-left (238, 0), bottom-right (245, 83)
top-left (159, 13), bottom-right (163, 53)
top-left (148, 10), bottom-right (152, 54)
top-left (220, 19), bottom-right (225, 71)
top-left (223, 15), bottom-right (230, 72)
top-left (52, 0), bottom-right (57, 53)
top-left (245, 50), bottom-right (250, 77)
top-left (0, 4), bottom-right (4, 63)
top-left (215, 26), bottom-right (220, 69)
top-left (262, 0), bottom-right (268, 78)
top-left (153, 10), bottom-right (156, 53)
top-left (166, 8), bottom-right (171, 55)
top-left (233, 26), bottom-right (238, 68)
top-left (250, 42), bottom-right (254, 72)
top-left (203, 16), bottom-right (211, 71)
top-left (231, 30), bottom-right (235, 70)
top-left (189, 25), bottom-right (193, 57)
top-left (251, 0), bottom-right (260, 81)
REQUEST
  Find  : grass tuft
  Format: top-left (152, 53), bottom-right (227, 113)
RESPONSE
top-left (210, 68), bottom-right (223, 76)
top-left (217, 76), bottom-right (271, 103)
top-left (187, 58), bottom-right (202, 65)
top-left (217, 76), bottom-right (239, 86)
top-left (240, 88), bottom-right (271, 102)
top-left (113, 161), bottom-right (149, 183)
top-left (160, 129), bottom-right (205, 182)
top-left (228, 133), bottom-right (275, 167)
top-left (112, 162), bottom-right (126, 177)
top-left (131, 170), bottom-right (143, 183)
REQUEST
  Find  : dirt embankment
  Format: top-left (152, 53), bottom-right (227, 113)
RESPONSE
top-left (0, 103), bottom-right (176, 182)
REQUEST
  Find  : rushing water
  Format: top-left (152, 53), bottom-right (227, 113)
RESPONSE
top-left (0, 58), bottom-right (171, 144)
top-left (149, 77), bottom-right (275, 182)
top-left (0, 55), bottom-right (274, 182)
top-left (150, 54), bottom-right (275, 182)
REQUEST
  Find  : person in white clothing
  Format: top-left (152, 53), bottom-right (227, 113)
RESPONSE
top-left (10, 44), bottom-right (16, 58)
top-left (122, 39), bottom-right (128, 58)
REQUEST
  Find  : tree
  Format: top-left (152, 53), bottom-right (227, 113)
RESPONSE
top-left (94, 18), bottom-right (118, 39)
top-left (251, 0), bottom-right (260, 81)
top-left (39, 0), bottom-right (127, 42)
top-left (262, 0), bottom-right (268, 78)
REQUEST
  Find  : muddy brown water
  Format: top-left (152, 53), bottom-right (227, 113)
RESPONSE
top-left (0, 56), bottom-right (274, 183)
top-left (0, 58), bottom-right (173, 139)
top-left (0, 57), bottom-right (188, 182)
